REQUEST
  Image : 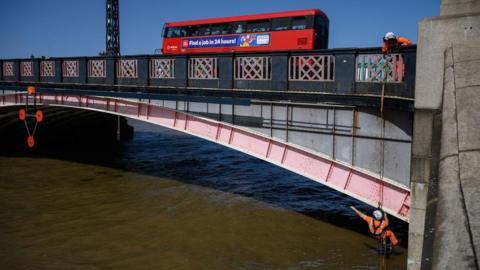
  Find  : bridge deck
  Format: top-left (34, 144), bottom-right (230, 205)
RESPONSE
top-left (1, 46), bottom-right (416, 111)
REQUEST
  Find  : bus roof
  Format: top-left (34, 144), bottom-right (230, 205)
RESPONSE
top-left (165, 9), bottom-right (328, 27)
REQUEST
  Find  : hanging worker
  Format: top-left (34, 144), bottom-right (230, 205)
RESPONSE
top-left (382, 32), bottom-right (412, 54)
top-left (350, 205), bottom-right (399, 250)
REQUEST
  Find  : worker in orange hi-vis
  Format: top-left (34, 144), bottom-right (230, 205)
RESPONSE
top-left (350, 205), bottom-right (399, 250)
top-left (382, 32), bottom-right (412, 54)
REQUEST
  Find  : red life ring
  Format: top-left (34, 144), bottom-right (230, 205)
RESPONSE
top-left (36, 110), bottom-right (43, 123)
top-left (27, 136), bottom-right (35, 148)
top-left (19, 108), bottom-right (26, 121)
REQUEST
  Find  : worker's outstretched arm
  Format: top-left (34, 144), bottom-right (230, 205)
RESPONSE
top-left (350, 206), bottom-right (369, 222)
top-left (398, 37), bottom-right (412, 46)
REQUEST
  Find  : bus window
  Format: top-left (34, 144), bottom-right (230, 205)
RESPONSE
top-left (271, 17), bottom-right (290, 31)
top-left (314, 15), bottom-right (329, 49)
top-left (185, 25), bottom-right (200, 36)
top-left (231, 21), bottom-right (245, 34)
top-left (198, 25), bottom-right (212, 36)
top-left (180, 28), bottom-right (187, 36)
top-left (246, 20), bottom-right (271, 33)
top-left (166, 27), bottom-right (186, 38)
top-left (306, 15), bottom-right (315, 29)
top-left (291, 16), bottom-right (307, 30)
top-left (211, 23), bottom-right (230, 35)
top-left (162, 24), bottom-right (166, 38)
top-left (222, 24), bottom-right (232, 34)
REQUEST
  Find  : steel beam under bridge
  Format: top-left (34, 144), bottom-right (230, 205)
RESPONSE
top-left (0, 92), bottom-right (411, 221)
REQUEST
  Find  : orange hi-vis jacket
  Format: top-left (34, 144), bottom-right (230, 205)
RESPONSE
top-left (356, 211), bottom-right (389, 235)
top-left (369, 216), bottom-right (388, 236)
top-left (355, 210), bottom-right (399, 246)
top-left (382, 37), bottom-right (412, 53)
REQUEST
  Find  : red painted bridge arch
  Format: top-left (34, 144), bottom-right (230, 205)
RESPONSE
top-left (1, 92), bottom-right (410, 221)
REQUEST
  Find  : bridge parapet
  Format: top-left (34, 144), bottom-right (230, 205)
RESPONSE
top-left (0, 46), bottom-right (416, 99)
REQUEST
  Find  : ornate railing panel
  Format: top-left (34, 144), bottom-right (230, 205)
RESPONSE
top-left (150, 59), bottom-right (174, 79)
top-left (117, 59), bottom-right (138, 78)
top-left (40, 61), bottom-right (55, 77)
top-left (288, 55), bottom-right (335, 81)
top-left (234, 56), bottom-right (271, 80)
top-left (188, 58), bottom-right (218, 79)
top-left (3, 62), bottom-right (14, 77)
top-left (356, 54), bottom-right (404, 83)
top-left (63, 60), bottom-right (79, 77)
top-left (21, 61), bottom-right (33, 77)
top-left (88, 60), bottom-right (106, 78)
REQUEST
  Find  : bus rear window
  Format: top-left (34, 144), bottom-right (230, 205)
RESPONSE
top-left (246, 20), bottom-right (270, 33)
top-left (292, 16), bottom-right (307, 30)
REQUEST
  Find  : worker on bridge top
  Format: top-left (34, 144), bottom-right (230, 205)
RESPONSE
top-left (350, 205), bottom-right (399, 251)
top-left (382, 32), bottom-right (412, 54)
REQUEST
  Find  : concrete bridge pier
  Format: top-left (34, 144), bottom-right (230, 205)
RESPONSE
top-left (408, 0), bottom-right (480, 269)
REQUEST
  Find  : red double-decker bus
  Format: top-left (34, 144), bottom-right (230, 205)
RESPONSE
top-left (162, 9), bottom-right (329, 54)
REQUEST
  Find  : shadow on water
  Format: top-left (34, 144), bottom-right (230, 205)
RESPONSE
top-left (0, 106), bottom-right (408, 248)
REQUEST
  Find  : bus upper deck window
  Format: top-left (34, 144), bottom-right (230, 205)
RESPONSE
top-left (222, 25), bottom-right (232, 34)
top-left (198, 25), bottom-right (211, 36)
top-left (165, 28), bottom-right (173, 38)
top-left (292, 17), bottom-right (307, 30)
top-left (231, 22), bottom-right (245, 34)
top-left (185, 25), bottom-right (200, 36)
top-left (236, 25), bottom-right (243, 33)
top-left (166, 27), bottom-right (185, 38)
top-left (211, 23), bottom-right (229, 35)
top-left (246, 20), bottom-right (271, 33)
top-left (271, 17), bottom-right (290, 31)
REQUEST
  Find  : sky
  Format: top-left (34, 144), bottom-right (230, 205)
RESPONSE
top-left (0, 0), bottom-right (441, 59)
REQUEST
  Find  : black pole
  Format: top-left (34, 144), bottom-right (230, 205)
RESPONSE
top-left (106, 0), bottom-right (120, 56)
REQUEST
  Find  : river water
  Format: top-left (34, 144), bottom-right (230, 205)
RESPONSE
top-left (0, 110), bottom-right (407, 269)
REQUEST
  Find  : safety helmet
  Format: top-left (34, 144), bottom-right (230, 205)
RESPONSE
top-left (384, 32), bottom-right (397, 40)
top-left (373, 210), bottom-right (383, 220)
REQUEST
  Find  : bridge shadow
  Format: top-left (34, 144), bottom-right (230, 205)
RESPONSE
top-left (0, 106), bottom-right (408, 248)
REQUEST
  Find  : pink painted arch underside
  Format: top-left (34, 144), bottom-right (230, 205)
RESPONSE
top-left (0, 93), bottom-right (411, 222)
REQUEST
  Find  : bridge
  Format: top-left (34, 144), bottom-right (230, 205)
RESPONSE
top-left (0, 46), bottom-right (416, 223)
top-left (1, 0), bottom-right (479, 269)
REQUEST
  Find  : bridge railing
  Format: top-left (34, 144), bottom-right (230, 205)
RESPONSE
top-left (0, 46), bottom-right (416, 98)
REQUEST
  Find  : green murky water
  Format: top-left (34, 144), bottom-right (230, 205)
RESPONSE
top-left (0, 157), bottom-right (406, 269)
